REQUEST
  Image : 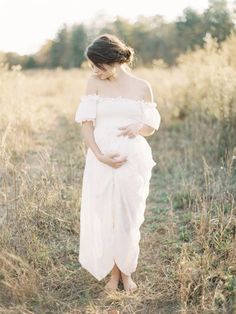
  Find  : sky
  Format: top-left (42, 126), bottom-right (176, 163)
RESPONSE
top-left (0, 0), bottom-right (214, 55)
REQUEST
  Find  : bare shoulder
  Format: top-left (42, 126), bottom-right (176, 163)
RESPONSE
top-left (85, 74), bottom-right (100, 95)
top-left (127, 75), bottom-right (152, 99)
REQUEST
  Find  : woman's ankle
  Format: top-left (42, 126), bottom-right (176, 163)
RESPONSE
top-left (110, 268), bottom-right (120, 277)
top-left (121, 272), bottom-right (131, 279)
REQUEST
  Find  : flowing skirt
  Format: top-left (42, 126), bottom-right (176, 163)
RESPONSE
top-left (78, 126), bottom-right (157, 280)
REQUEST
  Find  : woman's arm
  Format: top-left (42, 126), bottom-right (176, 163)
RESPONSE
top-left (80, 121), bottom-right (103, 159)
top-left (138, 123), bottom-right (155, 137)
top-left (79, 75), bottom-right (104, 159)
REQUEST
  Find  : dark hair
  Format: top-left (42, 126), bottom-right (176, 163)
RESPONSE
top-left (84, 33), bottom-right (134, 71)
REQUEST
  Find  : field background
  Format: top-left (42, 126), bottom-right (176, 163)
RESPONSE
top-left (0, 34), bottom-right (236, 313)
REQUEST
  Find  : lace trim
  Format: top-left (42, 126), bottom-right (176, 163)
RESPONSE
top-left (80, 93), bottom-right (157, 107)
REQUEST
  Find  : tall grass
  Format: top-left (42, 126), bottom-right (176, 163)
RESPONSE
top-left (0, 33), bottom-right (235, 313)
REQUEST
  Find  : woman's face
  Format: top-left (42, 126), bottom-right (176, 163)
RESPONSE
top-left (88, 61), bottom-right (116, 80)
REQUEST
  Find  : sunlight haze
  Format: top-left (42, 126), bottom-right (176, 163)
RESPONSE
top-left (0, 0), bottom-right (210, 55)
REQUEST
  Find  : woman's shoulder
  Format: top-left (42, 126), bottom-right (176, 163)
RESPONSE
top-left (128, 74), bottom-right (152, 90)
top-left (85, 74), bottom-right (100, 94)
top-left (129, 75), bottom-right (153, 102)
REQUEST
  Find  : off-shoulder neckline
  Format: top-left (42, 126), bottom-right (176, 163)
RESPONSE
top-left (80, 93), bottom-right (157, 107)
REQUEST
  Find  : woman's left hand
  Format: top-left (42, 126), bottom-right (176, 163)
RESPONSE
top-left (117, 122), bottom-right (144, 138)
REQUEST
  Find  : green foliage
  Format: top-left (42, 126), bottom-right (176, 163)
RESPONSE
top-left (172, 191), bottom-right (195, 211)
top-left (49, 23), bottom-right (70, 68)
top-left (203, 0), bottom-right (235, 42)
top-left (176, 7), bottom-right (206, 52)
top-left (3, 1), bottom-right (236, 69)
top-left (23, 56), bottom-right (38, 69)
top-left (69, 24), bottom-right (88, 68)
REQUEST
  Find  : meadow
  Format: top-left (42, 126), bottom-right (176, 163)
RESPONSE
top-left (0, 34), bottom-right (235, 313)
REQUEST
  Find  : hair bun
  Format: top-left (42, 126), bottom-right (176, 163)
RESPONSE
top-left (122, 47), bottom-right (133, 63)
top-left (86, 33), bottom-right (135, 68)
top-left (124, 49), bottom-right (131, 58)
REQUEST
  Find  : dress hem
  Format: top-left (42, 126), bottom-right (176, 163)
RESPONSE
top-left (78, 256), bottom-right (135, 281)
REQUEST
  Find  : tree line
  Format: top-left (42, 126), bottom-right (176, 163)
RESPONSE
top-left (2, 0), bottom-right (236, 69)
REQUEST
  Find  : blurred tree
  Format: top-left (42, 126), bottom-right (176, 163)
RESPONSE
top-left (4, 1), bottom-right (236, 69)
top-left (23, 56), bottom-right (38, 68)
top-left (49, 24), bottom-right (70, 68)
top-left (69, 24), bottom-right (88, 68)
top-left (35, 40), bottom-right (53, 67)
top-left (176, 8), bottom-right (205, 52)
top-left (203, 0), bottom-right (235, 42)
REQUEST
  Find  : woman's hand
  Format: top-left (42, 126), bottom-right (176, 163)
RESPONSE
top-left (97, 152), bottom-right (128, 168)
top-left (117, 122), bottom-right (144, 138)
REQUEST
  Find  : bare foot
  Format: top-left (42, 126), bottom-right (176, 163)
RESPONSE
top-left (105, 264), bottom-right (121, 292)
top-left (105, 275), bottom-right (120, 291)
top-left (121, 273), bottom-right (138, 292)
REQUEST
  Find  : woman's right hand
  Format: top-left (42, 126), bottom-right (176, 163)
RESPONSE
top-left (97, 152), bottom-right (127, 168)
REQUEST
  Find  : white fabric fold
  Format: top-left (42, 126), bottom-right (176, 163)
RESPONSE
top-left (140, 101), bottom-right (161, 130)
top-left (75, 94), bottom-right (161, 280)
top-left (75, 94), bottom-right (99, 126)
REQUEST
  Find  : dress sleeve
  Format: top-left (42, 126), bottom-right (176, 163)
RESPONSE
top-left (140, 100), bottom-right (161, 130)
top-left (75, 94), bottom-right (99, 127)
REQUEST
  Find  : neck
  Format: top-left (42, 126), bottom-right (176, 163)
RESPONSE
top-left (110, 63), bottom-right (130, 82)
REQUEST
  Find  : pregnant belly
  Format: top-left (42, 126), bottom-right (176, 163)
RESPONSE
top-left (94, 126), bottom-right (157, 173)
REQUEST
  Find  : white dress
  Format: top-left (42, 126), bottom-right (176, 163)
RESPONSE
top-left (75, 94), bottom-right (161, 281)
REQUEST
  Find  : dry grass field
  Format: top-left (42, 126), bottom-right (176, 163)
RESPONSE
top-left (0, 35), bottom-right (236, 313)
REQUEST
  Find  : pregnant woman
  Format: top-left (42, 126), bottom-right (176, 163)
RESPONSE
top-left (75, 34), bottom-right (161, 292)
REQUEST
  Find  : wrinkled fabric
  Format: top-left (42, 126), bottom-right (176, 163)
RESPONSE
top-left (75, 94), bottom-right (161, 280)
